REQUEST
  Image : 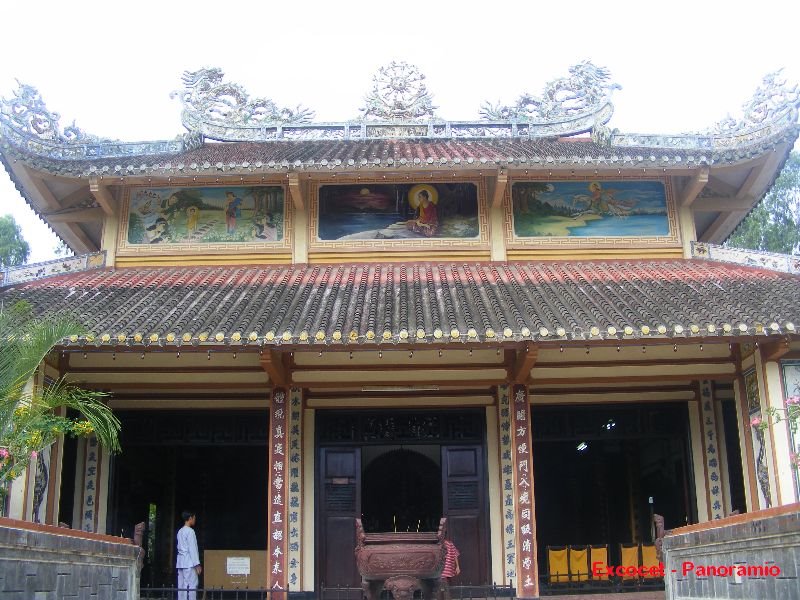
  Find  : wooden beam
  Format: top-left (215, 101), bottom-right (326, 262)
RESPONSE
top-left (59, 186), bottom-right (94, 209)
top-left (491, 169), bottom-right (508, 208)
top-left (512, 342), bottom-right (538, 383)
top-left (693, 196), bottom-right (756, 211)
top-left (17, 166), bottom-right (98, 253)
top-left (288, 173), bottom-right (304, 210)
top-left (46, 207), bottom-right (105, 223)
top-left (706, 175), bottom-right (739, 198)
top-left (699, 211), bottom-right (748, 244)
top-left (260, 350), bottom-right (289, 385)
top-left (681, 167), bottom-right (709, 207)
top-left (89, 176), bottom-right (116, 215)
top-left (760, 338), bottom-right (792, 362)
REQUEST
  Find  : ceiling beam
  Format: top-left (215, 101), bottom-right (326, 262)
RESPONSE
top-left (760, 338), bottom-right (792, 362)
top-left (59, 186), bottom-right (94, 209)
top-left (681, 167), bottom-right (709, 207)
top-left (288, 173), bottom-right (304, 210)
top-left (512, 342), bottom-right (538, 383)
top-left (46, 207), bottom-right (106, 223)
top-left (89, 176), bottom-right (116, 215)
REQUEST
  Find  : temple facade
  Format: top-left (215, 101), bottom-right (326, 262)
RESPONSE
top-left (1, 62), bottom-right (799, 598)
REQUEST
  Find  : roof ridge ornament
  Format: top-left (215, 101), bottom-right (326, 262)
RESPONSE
top-left (359, 61), bottom-right (438, 122)
top-left (172, 67), bottom-right (316, 133)
top-left (703, 69), bottom-right (799, 135)
top-left (0, 82), bottom-right (115, 145)
top-left (480, 61), bottom-right (620, 124)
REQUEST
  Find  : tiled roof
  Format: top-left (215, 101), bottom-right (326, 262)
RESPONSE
top-left (2, 260), bottom-right (798, 348)
top-left (10, 138), bottom-right (746, 178)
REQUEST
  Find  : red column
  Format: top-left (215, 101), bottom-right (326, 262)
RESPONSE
top-left (267, 387), bottom-right (288, 591)
top-left (512, 384), bottom-right (539, 597)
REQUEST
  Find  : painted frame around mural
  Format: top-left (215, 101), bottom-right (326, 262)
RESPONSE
top-left (308, 177), bottom-right (490, 252)
top-left (117, 181), bottom-right (292, 256)
top-left (504, 177), bottom-right (681, 248)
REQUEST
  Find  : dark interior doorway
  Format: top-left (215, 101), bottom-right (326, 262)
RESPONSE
top-left (108, 410), bottom-right (268, 588)
top-left (532, 403), bottom-right (694, 575)
top-left (316, 409), bottom-right (488, 596)
top-left (362, 446), bottom-right (442, 533)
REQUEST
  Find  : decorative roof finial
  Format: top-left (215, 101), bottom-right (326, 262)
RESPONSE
top-left (705, 69), bottom-right (799, 135)
top-left (480, 60), bottom-right (620, 124)
top-left (0, 81), bottom-right (112, 144)
top-left (360, 61), bottom-right (438, 122)
top-left (171, 67), bottom-right (316, 133)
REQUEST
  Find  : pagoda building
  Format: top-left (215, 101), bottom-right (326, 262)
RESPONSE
top-left (1, 62), bottom-right (799, 598)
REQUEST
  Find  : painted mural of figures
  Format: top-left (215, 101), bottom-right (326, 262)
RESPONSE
top-left (572, 181), bottom-right (636, 218)
top-left (146, 217), bottom-right (169, 243)
top-left (253, 212), bottom-right (277, 240)
top-left (185, 206), bottom-right (199, 234)
top-left (407, 189), bottom-right (439, 237)
top-left (225, 191), bottom-right (243, 234)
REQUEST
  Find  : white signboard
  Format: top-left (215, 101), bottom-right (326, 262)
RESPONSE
top-left (226, 556), bottom-right (251, 576)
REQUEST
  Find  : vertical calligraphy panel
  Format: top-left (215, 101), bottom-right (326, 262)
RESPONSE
top-left (699, 381), bottom-right (724, 519)
top-left (267, 387), bottom-right (288, 591)
top-left (512, 384), bottom-right (538, 597)
top-left (79, 435), bottom-right (101, 532)
top-left (286, 388), bottom-right (303, 589)
top-left (497, 385), bottom-right (517, 585)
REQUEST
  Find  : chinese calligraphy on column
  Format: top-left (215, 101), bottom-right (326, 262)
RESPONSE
top-left (80, 435), bottom-right (100, 532)
top-left (267, 387), bottom-right (288, 590)
top-left (512, 384), bottom-right (538, 597)
top-left (287, 388), bottom-right (303, 588)
top-left (699, 380), bottom-right (723, 519)
top-left (497, 385), bottom-right (517, 584)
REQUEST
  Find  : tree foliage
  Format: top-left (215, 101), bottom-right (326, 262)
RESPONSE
top-left (0, 214), bottom-right (31, 268)
top-left (0, 301), bottom-right (120, 485)
top-left (726, 152), bottom-right (800, 255)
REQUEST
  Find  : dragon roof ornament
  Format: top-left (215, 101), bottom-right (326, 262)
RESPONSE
top-left (171, 68), bottom-right (316, 135)
top-left (0, 82), bottom-right (199, 162)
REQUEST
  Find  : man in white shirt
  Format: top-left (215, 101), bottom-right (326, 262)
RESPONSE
top-left (176, 510), bottom-right (202, 600)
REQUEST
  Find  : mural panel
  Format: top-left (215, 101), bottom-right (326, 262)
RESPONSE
top-left (509, 179), bottom-right (677, 245)
top-left (745, 369), bottom-right (772, 509)
top-left (316, 182), bottom-right (479, 241)
top-left (122, 185), bottom-right (286, 248)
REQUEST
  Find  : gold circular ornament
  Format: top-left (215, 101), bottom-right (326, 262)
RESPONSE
top-left (350, 330), bottom-right (359, 341)
top-left (467, 328), bottom-right (478, 339)
top-left (198, 332), bottom-right (209, 342)
top-left (521, 327), bottom-right (531, 337)
top-left (433, 329), bottom-right (443, 339)
top-left (590, 326), bottom-right (600, 337)
top-left (607, 326), bottom-right (617, 336)
top-left (556, 327), bottom-right (566, 337)
top-left (232, 332), bottom-right (242, 342)
top-left (539, 327), bottom-right (549, 337)
top-left (86, 334), bottom-right (95, 343)
top-left (366, 330), bottom-right (376, 340)
top-left (166, 333), bottom-right (176, 343)
top-left (215, 332), bottom-right (225, 342)
top-left (624, 326), bottom-right (633, 336)
top-left (722, 323), bottom-right (732, 333)
top-left (486, 328), bottom-right (495, 338)
top-left (674, 325), bottom-right (684, 334)
top-left (690, 324), bottom-right (700, 334)
top-left (399, 329), bottom-right (409, 340)
top-left (706, 324), bottom-right (716, 333)
top-left (503, 327), bottom-right (513, 338)
top-left (786, 322), bottom-right (795, 331)
top-left (101, 333), bottom-right (111, 343)
top-left (149, 333), bottom-right (159, 343)
top-left (265, 331), bottom-right (275, 341)
top-left (119, 334), bottom-right (128, 343)
top-left (769, 322), bottom-right (779, 332)
top-left (282, 331), bottom-right (292, 342)
top-left (657, 325), bottom-right (667, 334)
top-left (450, 329), bottom-right (460, 339)
top-left (249, 331), bottom-right (259, 341)
top-left (315, 331), bottom-right (325, 341)
top-left (416, 329), bottom-right (426, 339)
top-left (332, 331), bottom-right (343, 341)
top-left (641, 326), bottom-right (650, 335)
top-left (299, 331), bottom-right (309, 341)
top-left (70, 334), bottom-right (79, 343)
top-left (183, 333), bottom-right (193, 343)
top-left (738, 323), bottom-right (748, 332)
top-left (383, 330), bottom-right (392, 340)
top-left (408, 184), bottom-right (439, 209)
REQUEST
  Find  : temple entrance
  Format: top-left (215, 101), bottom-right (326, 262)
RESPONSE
top-left (316, 409), bottom-right (488, 597)
top-left (106, 410), bottom-right (269, 588)
top-left (532, 402), bottom-right (695, 581)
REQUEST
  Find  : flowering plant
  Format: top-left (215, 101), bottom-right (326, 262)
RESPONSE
top-left (751, 394), bottom-right (800, 469)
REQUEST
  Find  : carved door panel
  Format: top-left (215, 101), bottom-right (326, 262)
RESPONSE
top-left (442, 445), bottom-right (489, 585)
top-left (317, 447), bottom-right (361, 596)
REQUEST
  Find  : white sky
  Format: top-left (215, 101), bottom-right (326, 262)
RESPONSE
top-left (1, 0), bottom-right (798, 263)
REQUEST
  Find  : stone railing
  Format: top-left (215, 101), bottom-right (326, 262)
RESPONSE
top-left (692, 242), bottom-right (800, 274)
top-left (0, 251), bottom-right (106, 287)
top-left (0, 517), bottom-right (140, 599)
top-left (663, 503), bottom-right (800, 599)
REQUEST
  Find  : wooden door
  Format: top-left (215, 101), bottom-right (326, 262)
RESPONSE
top-left (442, 445), bottom-right (489, 585)
top-left (317, 447), bottom-right (361, 595)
